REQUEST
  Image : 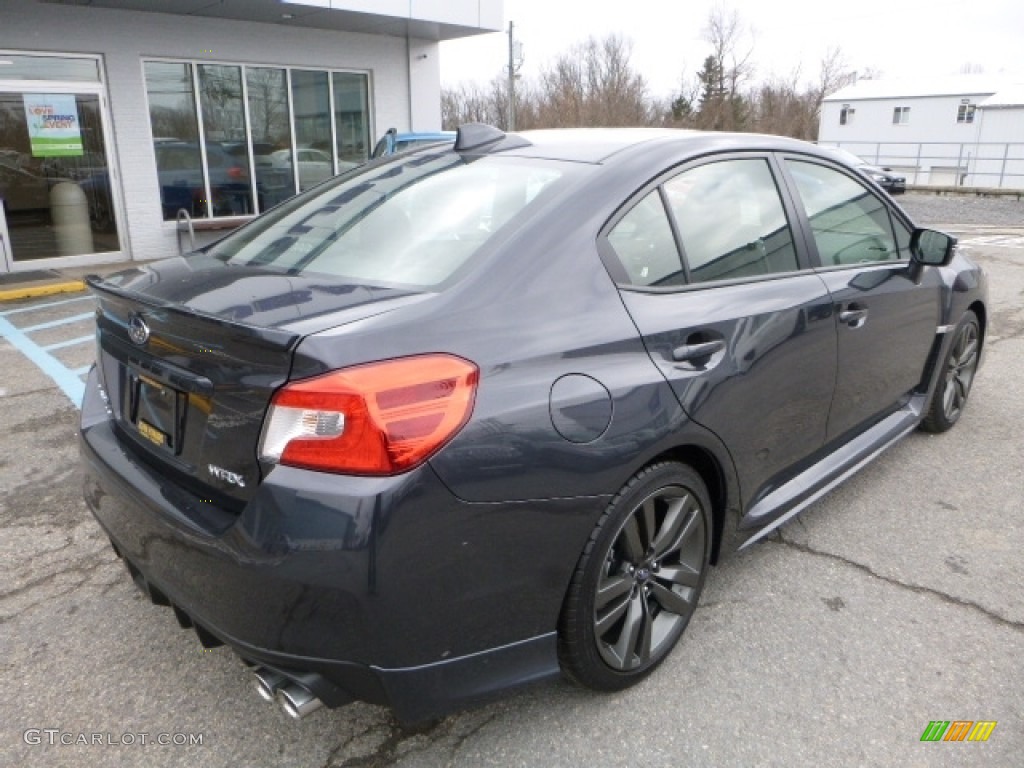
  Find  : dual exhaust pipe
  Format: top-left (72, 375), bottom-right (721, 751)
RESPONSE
top-left (254, 668), bottom-right (323, 719)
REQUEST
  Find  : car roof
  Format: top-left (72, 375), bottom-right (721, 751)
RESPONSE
top-left (489, 127), bottom-right (824, 165)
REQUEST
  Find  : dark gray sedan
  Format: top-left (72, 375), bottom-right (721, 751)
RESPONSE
top-left (81, 124), bottom-right (986, 724)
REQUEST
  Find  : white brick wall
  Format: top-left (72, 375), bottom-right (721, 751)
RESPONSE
top-left (1, 1), bottom-right (434, 263)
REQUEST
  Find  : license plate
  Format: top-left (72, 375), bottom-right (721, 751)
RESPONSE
top-left (133, 374), bottom-right (182, 451)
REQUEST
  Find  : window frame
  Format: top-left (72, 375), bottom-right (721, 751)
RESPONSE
top-left (839, 104), bottom-right (855, 126)
top-left (775, 153), bottom-right (913, 272)
top-left (892, 106), bottom-right (911, 125)
top-left (141, 57), bottom-right (373, 222)
top-left (597, 151), bottom-right (814, 294)
top-left (956, 103), bottom-right (976, 124)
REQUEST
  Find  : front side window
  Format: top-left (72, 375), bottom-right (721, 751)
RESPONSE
top-left (786, 160), bottom-right (898, 266)
top-left (206, 156), bottom-right (577, 289)
top-left (893, 106), bottom-right (911, 125)
top-left (665, 158), bottom-right (800, 284)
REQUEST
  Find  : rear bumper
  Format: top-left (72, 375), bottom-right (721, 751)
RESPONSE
top-left (80, 369), bottom-right (603, 721)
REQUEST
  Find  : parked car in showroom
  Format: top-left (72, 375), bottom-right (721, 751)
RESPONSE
top-left (81, 124), bottom-right (985, 724)
top-left (823, 146), bottom-right (907, 194)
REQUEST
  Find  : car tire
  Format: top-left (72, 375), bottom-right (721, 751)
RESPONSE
top-left (558, 462), bottom-right (711, 691)
top-left (920, 309), bottom-right (980, 433)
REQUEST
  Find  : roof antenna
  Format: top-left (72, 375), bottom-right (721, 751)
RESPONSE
top-left (454, 123), bottom-right (507, 152)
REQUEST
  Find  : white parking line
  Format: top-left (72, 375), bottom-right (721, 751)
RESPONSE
top-left (960, 235), bottom-right (1024, 249)
top-left (42, 334), bottom-right (95, 352)
top-left (0, 294), bottom-right (94, 316)
top-left (19, 312), bottom-right (96, 333)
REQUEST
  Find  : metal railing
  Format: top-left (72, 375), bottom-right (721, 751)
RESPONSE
top-left (822, 141), bottom-right (1024, 190)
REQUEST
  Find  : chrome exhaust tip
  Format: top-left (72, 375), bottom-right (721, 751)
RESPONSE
top-left (278, 683), bottom-right (324, 719)
top-left (254, 668), bottom-right (288, 702)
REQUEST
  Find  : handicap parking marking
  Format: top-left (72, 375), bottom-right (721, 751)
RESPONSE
top-left (0, 294), bottom-right (97, 409)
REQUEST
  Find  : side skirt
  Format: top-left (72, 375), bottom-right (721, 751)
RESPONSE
top-left (737, 394), bottom-right (927, 550)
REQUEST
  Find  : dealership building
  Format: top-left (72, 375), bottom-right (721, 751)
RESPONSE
top-left (0, 0), bottom-right (502, 274)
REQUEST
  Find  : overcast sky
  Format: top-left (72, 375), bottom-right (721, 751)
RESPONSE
top-left (440, 0), bottom-right (1024, 99)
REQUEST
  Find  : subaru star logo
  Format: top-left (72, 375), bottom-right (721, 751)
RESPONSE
top-left (128, 314), bottom-right (150, 346)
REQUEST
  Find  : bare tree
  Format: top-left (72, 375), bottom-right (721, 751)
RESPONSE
top-left (442, 77), bottom-right (512, 129)
top-left (696, 5), bottom-right (755, 130)
top-left (443, 11), bottom-right (863, 142)
top-left (534, 34), bottom-right (651, 127)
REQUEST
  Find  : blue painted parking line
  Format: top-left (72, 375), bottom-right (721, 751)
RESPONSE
top-left (42, 335), bottom-right (95, 352)
top-left (0, 314), bottom-right (86, 407)
top-left (0, 295), bottom-right (98, 408)
top-left (19, 312), bottom-right (96, 333)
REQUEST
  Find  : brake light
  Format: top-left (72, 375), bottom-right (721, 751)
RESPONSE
top-left (227, 165), bottom-right (246, 180)
top-left (259, 355), bottom-right (478, 475)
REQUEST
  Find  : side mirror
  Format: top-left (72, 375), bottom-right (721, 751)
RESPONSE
top-left (910, 228), bottom-right (956, 266)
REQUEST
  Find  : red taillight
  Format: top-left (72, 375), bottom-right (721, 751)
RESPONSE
top-left (259, 355), bottom-right (478, 475)
top-left (227, 165), bottom-right (246, 180)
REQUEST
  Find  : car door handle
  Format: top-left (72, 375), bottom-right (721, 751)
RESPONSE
top-left (672, 339), bottom-right (725, 362)
top-left (839, 307), bottom-right (868, 327)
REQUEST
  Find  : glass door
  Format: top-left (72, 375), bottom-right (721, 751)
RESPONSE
top-left (0, 67), bottom-right (122, 270)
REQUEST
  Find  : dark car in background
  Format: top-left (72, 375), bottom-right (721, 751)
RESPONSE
top-left (81, 124), bottom-right (985, 724)
top-left (824, 146), bottom-right (907, 194)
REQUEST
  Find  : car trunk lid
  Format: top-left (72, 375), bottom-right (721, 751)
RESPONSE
top-left (87, 259), bottom-right (420, 508)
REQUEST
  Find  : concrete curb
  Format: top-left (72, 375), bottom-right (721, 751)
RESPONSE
top-left (0, 280), bottom-right (86, 303)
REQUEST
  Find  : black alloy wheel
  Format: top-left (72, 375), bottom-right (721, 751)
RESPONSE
top-left (559, 462), bottom-right (711, 690)
top-left (921, 310), bottom-right (980, 433)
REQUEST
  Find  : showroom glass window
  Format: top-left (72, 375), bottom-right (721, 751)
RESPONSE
top-left (246, 67), bottom-right (293, 211)
top-left (144, 61), bottom-right (370, 220)
top-left (198, 64), bottom-right (254, 216)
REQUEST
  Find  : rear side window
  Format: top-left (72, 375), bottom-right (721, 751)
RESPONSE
top-left (606, 191), bottom-right (682, 286)
top-left (665, 158), bottom-right (799, 284)
top-left (786, 160), bottom-right (899, 266)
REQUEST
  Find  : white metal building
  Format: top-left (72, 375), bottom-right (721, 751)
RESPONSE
top-left (819, 75), bottom-right (1024, 189)
top-left (0, 0), bottom-right (502, 273)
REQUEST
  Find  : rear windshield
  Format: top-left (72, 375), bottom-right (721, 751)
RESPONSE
top-left (207, 153), bottom-right (579, 289)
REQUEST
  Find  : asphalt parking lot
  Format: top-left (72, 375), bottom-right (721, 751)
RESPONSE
top-left (2, 193), bottom-right (1022, 767)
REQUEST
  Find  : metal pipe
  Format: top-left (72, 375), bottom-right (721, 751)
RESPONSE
top-left (254, 668), bottom-right (288, 702)
top-left (278, 683), bottom-right (323, 719)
